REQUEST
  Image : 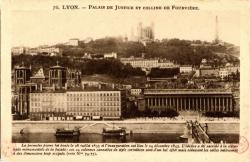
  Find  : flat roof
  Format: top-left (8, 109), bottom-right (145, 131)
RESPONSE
top-left (144, 89), bottom-right (232, 95)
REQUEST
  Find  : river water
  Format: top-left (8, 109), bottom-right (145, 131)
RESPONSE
top-left (12, 133), bottom-right (239, 143)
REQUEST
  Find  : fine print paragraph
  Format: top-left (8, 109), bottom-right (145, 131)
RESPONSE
top-left (11, 143), bottom-right (240, 156)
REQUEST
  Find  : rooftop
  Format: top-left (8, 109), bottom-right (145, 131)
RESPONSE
top-left (31, 88), bottom-right (123, 93)
top-left (144, 89), bottom-right (232, 95)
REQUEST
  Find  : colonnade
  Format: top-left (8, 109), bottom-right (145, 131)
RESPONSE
top-left (145, 95), bottom-right (233, 112)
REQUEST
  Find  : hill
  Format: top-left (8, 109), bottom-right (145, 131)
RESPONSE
top-left (55, 37), bottom-right (239, 66)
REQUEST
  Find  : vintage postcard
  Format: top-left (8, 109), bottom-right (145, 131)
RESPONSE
top-left (1, 0), bottom-right (250, 162)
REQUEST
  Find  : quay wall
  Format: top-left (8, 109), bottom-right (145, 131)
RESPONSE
top-left (12, 121), bottom-right (239, 134)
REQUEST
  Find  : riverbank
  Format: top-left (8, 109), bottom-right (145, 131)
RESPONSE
top-left (12, 120), bottom-right (239, 134)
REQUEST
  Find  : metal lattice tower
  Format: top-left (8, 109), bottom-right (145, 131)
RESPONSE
top-left (215, 16), bottom-right (219, 43)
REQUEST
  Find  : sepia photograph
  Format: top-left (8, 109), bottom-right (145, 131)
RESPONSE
top-left (10, 9), bottom-right (241, 144)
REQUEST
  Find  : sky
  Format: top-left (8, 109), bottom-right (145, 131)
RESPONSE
top-left (11, 10), bottom-right (240, 47)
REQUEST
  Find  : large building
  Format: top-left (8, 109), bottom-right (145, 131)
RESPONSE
top-left (219, 69), bottom-right (229, 79)
top-left (11, 47), bottom-right (26, 55)
top-left (68, 38), bottom-right (79, 46)
top-left (25, 46), bottom-right (61, 56)
top-left (180, 65), bottom-right (193, 73)
top-left (200, 68), bottom-right (219, 77)
top-left (29, 92), bottom-right (67, 120)
top-left (120, 57), bottom-right (176, 70)
top-left (14, 65), bottom-right (31, 85)
top-left (13, 83), bottom-right (37, 119)
top-left (29, 90), bottom-right (125, 120)
top-left (104, 52), bottom-right (117, 59)
top-left (49, 63), bottom-right (67, 89)
top-left (144, 89), bottom-right (235, 113)
top-left (37, 47), bottom-right (61, 56)
top-left (67, 69), bottom-right (81, 88)
top-left (137, 22), bottom-right (154, 44)
top-left (120, 58), bottom-right (158, 69)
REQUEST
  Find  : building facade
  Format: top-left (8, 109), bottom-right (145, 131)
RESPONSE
top-left (67, 69), bottom-right (81, 88)
top-left (68, 38), bottom-right (79, 46)
top-left (144, 89), bottom-right (235, 113)
top-left (13, 84), bottom-right (37, 119)
top-left (14, 66), bottom-right (31, 85)
top-left (29, 92), bottom-right (67, 120)
top-left (120, 58), bottom-right (176, 70)
top-left (29, 90), bottom-right (125, 120)
top-left (49, 64), bottom-right (67, 89)
top-left (120, 58), bottom-right (158, 69)
top-left (104, 52), bottom-right (117, 59)
top-left (200, 68), bottom-right (219, 77)
top-left (130, 88), bottom-right (142, 96)
top-left (25, 47), bottom-right (61, 56)
top-left (219, 69), bottom-right (229, 79)
top-left (11, 47), bottom-right (26, 55)
top-left (180, 66), bottom-right (193, 73)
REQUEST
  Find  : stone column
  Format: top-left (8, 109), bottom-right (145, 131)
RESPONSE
top-left (226, 97), bottom-right (228, 112)
top-left (169, 97), bottom-right (172, 109)
top-left (203, 98), bottom-right (206, 112)
top-left (194, 97), bottom-right (197, 111)
top-left (214, 97), bottom-right (216, 112)
top-left (214, 97), bottom-right (217, 111)
top-left (199, 97), bottom-right (201, 111)
top-left (170, 97), bottom-right (172, 108)
top-left (211, 98), bottom-right (214, 112)
top-left (229, 97), bottom-right (232, 112)
top-left (166, 97), bottom-right (168, 109)
top-left (177, 97), bottom-right (179, 111)
top-left (180, 97), bottom-right (182, 111)
top-left (218, 97), bottom-right (221, 111)
top-left (173, 97), bottom-right (175, 108)
top-left (188, 98), bottom-right (190, 110)
top-left (222, 97), bottom-right (225, 111)
top-left (193, 98), bottom-right (195, 111)
top-left (184, 97), bottom-right (186, 111)
top-left (210, 97), bottom-right (213, 112)
top-left (207, 98), bottom-right (210, 112)
top-left (190, 98), bottom-right (193, 110)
